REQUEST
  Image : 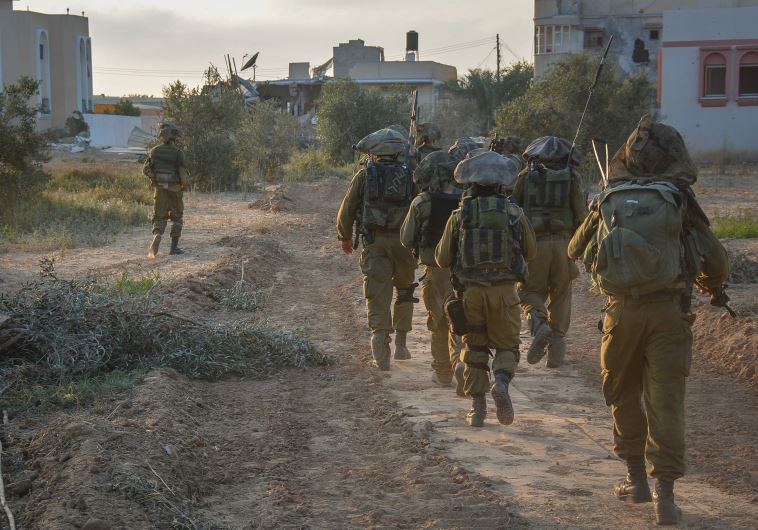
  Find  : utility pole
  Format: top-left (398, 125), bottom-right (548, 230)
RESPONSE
top-left (496, 33), bottom-right (502, 81)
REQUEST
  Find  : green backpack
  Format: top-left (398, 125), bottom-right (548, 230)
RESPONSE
top-left (361, 160), bottom-right (413, 234)
top-left (522, 164), bottom-right (575, 235)
top-left (592, 181), bottom-right (684, 297)
top-left (455, 195), bottom-right (527, 284)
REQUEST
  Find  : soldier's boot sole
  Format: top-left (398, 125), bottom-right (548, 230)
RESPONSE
top-left (454, 362), bottom-right (465, 397)
top-left (490, 379), bottom-right (514, 426)
top-left (614, 477), bottom-right (652, 504)
top-left (527, 323), bottom-right (553, 365)
top-left (148, 234), bottom-right (162, 258)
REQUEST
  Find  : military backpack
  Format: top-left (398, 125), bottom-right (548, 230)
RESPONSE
top-left (522, 163), bottom-right (575, 235)
top-left (455, 194), bottom-right (526, 284)
top-left (591, 180), bottom-right (685, 297)
top-left (419, 192), bottom-right (461, 251)
top-left (361, 160), bottom-right (414, 236)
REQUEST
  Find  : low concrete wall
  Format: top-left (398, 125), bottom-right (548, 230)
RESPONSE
top-left (84, 114), bottom-right (142, 148)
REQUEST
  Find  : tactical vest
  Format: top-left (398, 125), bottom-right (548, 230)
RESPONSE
top-left (361, 160), bottom-right (414, 236)
top-left (455, 194), bottom-right (527, 284)
top-left (591, 181), bottom-right (685, 298)
top-left (523, 164), bottom-right (575, 236)
top-left (150, 144), bottom-right (182, 184)
top-left (419, 192), bottom-right (461, 251)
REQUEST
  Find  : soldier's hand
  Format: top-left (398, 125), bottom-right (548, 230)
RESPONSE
top-left (341, 240), bottom-right (354, 254)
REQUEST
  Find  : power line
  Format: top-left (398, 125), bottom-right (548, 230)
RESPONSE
top-left (475, 46), bottom-right (497, 69)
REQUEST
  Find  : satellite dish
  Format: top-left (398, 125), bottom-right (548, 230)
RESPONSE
top-left (241, 52), bottom-right (259, 71)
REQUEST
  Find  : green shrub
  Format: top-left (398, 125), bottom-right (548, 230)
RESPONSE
top-left (115, 270), bottom-right (160, 295)
top-left (282, 147), bottom-right (352, 181)
top-left (712, 213), bottom-right (758, 239)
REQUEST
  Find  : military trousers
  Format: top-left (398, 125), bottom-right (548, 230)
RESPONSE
top-left (359, 232), bottom-right (417, 333)
top-left (152, 188), bottom-right (184, 238)
top-left (461, 281), bottom-right (521, 396)
top-left (601, 292), bottom-right (693, 482)
top-left (420, 265), bottom-right (463, 379)
top-left (519, 235), bottom-right (578, 336)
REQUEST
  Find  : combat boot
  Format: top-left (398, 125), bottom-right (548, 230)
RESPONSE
top-left (653, 480), bottom-right (681, 526)
top-left (454, 362), bottom-right (465, 397)
top-left (490, 371), bottom-right (515, 425)
top-left (393, 331), bottom-right (411, 360)
top-left (466, 394), bottom-right (487, 427)
top-left (148, 233), bottom-right (162, 258)
top-left (527, 320), bottom-right (553, 364)
top-left (613, 456), bottom-right (652, 503)
top-left (546, 333), bottom-right (566, 368)
top-left (431, 372), bottom-right (452, 386)
top-left (371, 331), bottom-right (391, 371)
top-left (169, 236), bottom-right (185, 255)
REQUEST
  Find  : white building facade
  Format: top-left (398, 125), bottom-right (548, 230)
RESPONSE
top-left (659, 7), bottom-right (758, 159)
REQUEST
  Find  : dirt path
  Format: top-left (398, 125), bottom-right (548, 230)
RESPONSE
top-left (2, 177), bottom-right (756, 529)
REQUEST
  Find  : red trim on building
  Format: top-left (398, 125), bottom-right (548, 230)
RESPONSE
top-left (663, 38), bottom-right (758, 48)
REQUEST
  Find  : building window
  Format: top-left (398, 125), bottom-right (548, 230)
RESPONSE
top-left (35, 29), bottom-right (52, 115)
top-left (738, 51), bottom-right (758, 97)
top-left (583, 29), bottom-right (604, 49)
top-left (649, 29), bottom-right (660, 41)
top-left (535, 25), bottom-right (571, 55)
top-left (704, 59), bottom-right (726, 97)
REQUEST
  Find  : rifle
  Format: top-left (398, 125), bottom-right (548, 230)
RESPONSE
top-left (591, 137), bottom-right (610, 188)
top-left (697, 281), bottom-right (737, 318)
top-left (406, 89), bottom-right (418, 162)
top-left (567, 35), bottom-right (614, 171)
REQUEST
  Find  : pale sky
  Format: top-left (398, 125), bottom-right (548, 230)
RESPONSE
top-left (22, 0), bottom-right (534, 96)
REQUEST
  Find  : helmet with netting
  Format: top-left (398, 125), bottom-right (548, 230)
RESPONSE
top-left (454, 150), bottom-right (519, 188)
top-left (448, 137), bottom-right (483, 162)
top-left (413, 150), bottom-right (457, 192)
top-left (355, 128), bottom-right (407, 156)
top-left (523, 136), bottom-right (581, 166)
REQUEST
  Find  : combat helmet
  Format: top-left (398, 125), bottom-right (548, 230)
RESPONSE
top-left (413, 150), bottom-right (457, 192)
top-left (448, 137), bottom-right (482, 162)
top-left (355, 128), bottom-right (407, 156)
top-left (523, 136), bottom-right (581, 166)
top-left (157, 122), bottom-right (181, 142)
top-left (454, 150), bottom-right (520, 189)
top-left (608, 115), bottom-right (697, 186)
top-left (387, 123), bottom-right (410, 140)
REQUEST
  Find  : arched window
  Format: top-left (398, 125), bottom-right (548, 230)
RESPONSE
top-left (702, 52), bottom-right (726, 98)
top-left (738, 51), bottom-right (758, 98)
top-left (35, 29), bottom-right (52, 114)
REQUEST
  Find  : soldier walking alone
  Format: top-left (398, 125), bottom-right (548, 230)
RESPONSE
top-left (568, 116), bottom-right (730, 526)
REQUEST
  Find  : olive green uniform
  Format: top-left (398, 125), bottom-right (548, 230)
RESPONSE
top-left (337, 168), bottom-right (417, 333)
top-left (143, 143), bottom-right (187, 238)
top-left (568, 197), bottom-right (729, 483)
top-left (400, 192), bottom-right (462, 380)
top-left (512, 167), bottom-right (588, 336)
top-left (436, 199), bottom-right (536, 395)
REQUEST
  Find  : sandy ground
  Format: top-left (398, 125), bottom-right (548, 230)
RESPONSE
top-left (0, 171), bottom-right (756, 529)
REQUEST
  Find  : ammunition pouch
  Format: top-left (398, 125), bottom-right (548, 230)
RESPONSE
top-left (395, 283), bottom-right (419, 305)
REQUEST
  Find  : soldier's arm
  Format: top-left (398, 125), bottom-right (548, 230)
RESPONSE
top-left (177, 150), bottom-right (190, 189)
top-left (435, 211), bottom-right (459, 268)
top-left (142, 153), bottom-right (154, 179)
top-left (400, 199), bottom-right (419, 250)
top-left (567, 209), bottom-right (599, 260)
top-left (519, 214), bottom-right (537, 262)
top-left (689, 212), bottom-right (730, 290)
top-left (336, 171), bottom-right (365, 241)
top-left (570, 170), bottom-right (589, 225)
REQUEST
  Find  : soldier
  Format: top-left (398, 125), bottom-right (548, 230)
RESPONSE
top-left (490, 135), bottom-right (526, 171)
top-left (512, 136), bottom-right (588, 367)
top-left (436, 151), bottom-right (536, 427)
top-left (337, 128), bottom-right (418, 370)
top-left (399, 138), bottom-right (479, 392)
top-left (568, 116), bottom-right (730, 526)
top-left (415, 122), bottom-right (443, 161)
top-left (143, 123), bottom-right (189, 258)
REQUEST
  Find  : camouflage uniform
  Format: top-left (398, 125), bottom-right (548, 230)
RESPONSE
top-left (143, 124), bottom-right (189, 257)
top-left (512, 136), bottom-right (588, 367)
top-left (400, 149), bottom-right (466, 385)
top-left (436, 151), bottom-right (536, 427)
top-left (568, 116), bottom-right (730, 525)
top-left (337, 128), bottom-right (417, 369)
top-left (415, 122), bottom-right (442, 162)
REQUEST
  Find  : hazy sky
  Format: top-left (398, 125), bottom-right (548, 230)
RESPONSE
top-left (22, 0), bottom-right (534, 96)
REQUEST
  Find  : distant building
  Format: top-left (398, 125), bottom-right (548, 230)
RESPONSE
top-left (258, 32), bottom-right (457, 121)
top-left (533, 0), bottom-right (758, 159)
top-left (0, 0), bottom-right (93, 129)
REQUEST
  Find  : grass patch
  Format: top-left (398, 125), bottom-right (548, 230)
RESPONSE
top-left (115, 270), bottom-right (160, 295)
top-left (0, 166), bottom-right (151, 250)
top-left (218, 280), bottom-right (262, 311)
top-left (0, 260), bottom-right (330, 409)
top-left (281, 147), bottom-right (352, 182)
top-left (712, 213), bottom-right (758, 239)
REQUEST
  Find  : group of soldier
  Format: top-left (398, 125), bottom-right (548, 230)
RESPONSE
top-left (336, 116), bottom-right (730, 526)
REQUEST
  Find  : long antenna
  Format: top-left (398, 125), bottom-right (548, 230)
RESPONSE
top-left (567, 34), bottom-right (614, 169)
top-left (496, 34), bottom-right (501, 81)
